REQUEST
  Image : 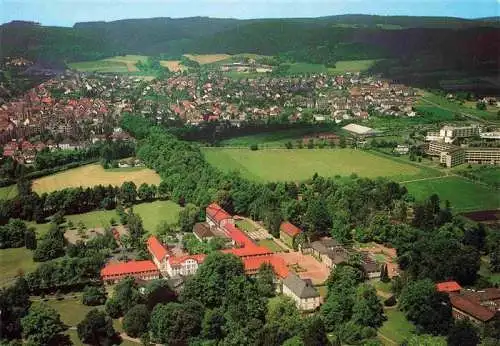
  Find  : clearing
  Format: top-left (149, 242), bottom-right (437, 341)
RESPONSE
top-left (378, 309), bottom-right (415, 345)
top-left (0, 247), bottom-right (38, 287)
top-left (132, 200), bottom-right (182, 232)
top-left (404, 176), bottom-right (500, 212)
top-left (184, 54), bottom-right (231, 64)
top-left (32, 163), bottom-right (161, 194)
top-left (203, 148), bottom-right (425, 182)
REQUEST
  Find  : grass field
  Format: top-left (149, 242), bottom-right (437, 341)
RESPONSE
top-left (160, 60), bottom-right (183, 72)
top-left (132, 200), bottom-right (182, 232)
top-left (69, 55), bottom-right (149, 73)
top-left (32, 163), bottom-right (161, 194)
top-left (235, 219), bottom-right (257, 233)
top-left (454, 166), bottom-right (500, 186)
top-left (404, 176), bottom-right (500, 212)
top-left (0, 247), bottom-right (37, 287)
top-left (203, 148), bottom-right (424, 182)
top-left (184, 54), bottom-right (231, 64)
top-left (378, 309), bottom-right (415, 345)
top-left (258, 239), bottom-right (286, 253)
top-left (33, 295), bottom-right (97, 327)
top-left (420, 92), bottom-right (498, 122)
top-left (0, 184), bottom-right (17, 200)
top-left (328, 59), bottom-right (377, 74)
top-left (479, 257), bottom-right (500, 285)
top-left (287, 63), bottom-right (329, 74)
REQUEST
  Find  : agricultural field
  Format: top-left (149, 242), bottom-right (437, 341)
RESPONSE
top-left (160, 60), bottom-right (183, 72)
top-left (327, 59), bottom-right (377, 73)
top-left (32, 163), bottom-right (161, 194)
top-left (68, 60), bottom-right (130, 73)
top-left (184, 54), bottom-right (231, 64)
top-left (0, 247), bottom-right (38, 287)
top-left (287, 63), bottom-right (329, 74)
top-left (404, 176), bottom-right (500, 212)
top-left (378, 309), bottom-right (415, 345)
top-left (0, 184), bottom-right (17, 200)
top-left (203, 148), bottom-right (426, 182)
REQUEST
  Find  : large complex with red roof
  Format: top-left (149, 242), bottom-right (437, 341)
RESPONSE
top-left (100, 260), bottom-right (160, 283)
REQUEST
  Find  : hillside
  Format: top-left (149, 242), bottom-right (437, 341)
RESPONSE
top-left (1, 15), bottom-right (499, 91)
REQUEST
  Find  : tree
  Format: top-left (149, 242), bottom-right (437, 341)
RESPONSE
top-left (380, 264), bottom-right (390, 283)
top-left (32, 224), bottom-right (65, 262)
top-left (24, 228), bottom-right (37, 250)
top-left (201, 308), bottom-right (226, 341)
top-left (138, 183), bottom-right (154, 201)
top-left (399, 279), bottom-right (452, 334)
top-left (405, 334), bottom-right (447, 346)
top-left (351, 284), bottom-right (385, 328)
top-left (265, 295), bottom-right (302, 338)
top-left (144, 279), bottom-right (176, 310)
top-left (181, 252), bottom-right (244, 308)
top-left (447, 320), bottom-right (479, 346)
top-left (82, 286), bottom-right (107, 306)
top-left (331, 211), bottom-right (351, 244)
top-left (106, 277), bottom-right (142, 317)
top-left (150, 302), bottom-right (202, 345)
top-left (126, 211), bottom-right (146, 248)
top-left (476, 101), bottom-right (486, 110)
top-left (0, 277), bottom-right (31, 340)
top-left (177, 204), bottom-right (201, 233)
top-left (21, 304), bottom-right (65, 346)
top-left (119, 181), bottom-right (137, 205)
top-left (123, 304), bottom-right (150, 338)
top-left (77, 309), bottom-right (116, 346)
top-left (256, 263), bottom-right (276, 298)
top-left (300, 315), bottom-right (330, 346)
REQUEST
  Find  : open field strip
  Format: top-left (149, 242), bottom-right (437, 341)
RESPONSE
top-left (32, 163), bottom-right (161, 194)
top-left (203, 148), bottom-right (426, 182)
top-left (184, 53), bottom-right (231, 64)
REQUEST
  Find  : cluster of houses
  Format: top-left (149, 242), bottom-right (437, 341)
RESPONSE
top-left (437, 281), bottom-right (500, 327)
top-left (101, 203), bottom-right (389, 312)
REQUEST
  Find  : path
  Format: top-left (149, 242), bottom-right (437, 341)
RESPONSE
top-left (399, 174), bottom-right (451, 184)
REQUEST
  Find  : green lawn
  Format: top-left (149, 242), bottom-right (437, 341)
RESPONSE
top-left (420, 92), bottom-right (498, 121)
top-left (455, 166), bottom-right (500, 187)
top-left (0, 247), bottom-right (37, 287)
top-left (0, 185), bottom-right (17, 200)
top-left (378, 309), bottom-right (415, 345)
top-left (33, 296), bottom-right (97, 327)
top-left (404, 176), bottom-right (500, 212)
top-left (133, 200), bottom-right (182, 232)
top-left (258, 239), bottom-right (285, 253)
top-left (203, 148), bottom-right (425, 182)
top-left (236, 219), bottom-right (257, 233)
top-left (287, 63), bottom-right (328, 74)
top-left (29, 200), bottom-right (182, 236)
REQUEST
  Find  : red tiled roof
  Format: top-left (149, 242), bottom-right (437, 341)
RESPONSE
top-left (147, 236), bottom-right (168, 262)
top-left (243, 255), bottom-right (289, 279)
top-left (206, 203), bottom-right (232, 223)
top-left (280, 221), bottom-right (302, 237)
top-left (436, 281), bottom-right (462, 293)
top-left (168, 254), bottom-right (206, 266)
top-left (222, 245), bottom-right (272, 258)
top-left (449, 293), bottom-right (496, 322)
top-left (224, 223), bottom-right (254, 248)
top-left (100, 260), bottom-right (158, 277)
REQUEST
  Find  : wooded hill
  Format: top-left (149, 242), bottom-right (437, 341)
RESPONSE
top-left (1, 15), bottom-right (499, 90)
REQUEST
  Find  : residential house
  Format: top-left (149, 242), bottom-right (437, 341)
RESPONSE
top-left (281, 272), bottom-right (321, 311)
top-left (279, 221), bottom-right (302, 249)
top-left (449, 293), bottom-right (497, 326)
top-left (302, 238), bottom-right (348, 269)
top-left (206, 203), bottom-right (234, 231)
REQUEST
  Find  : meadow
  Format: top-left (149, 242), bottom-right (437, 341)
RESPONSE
top-left (203, 148), bottom-right (424, 182)
top-left (377, 309), bottom-right (415, 345)
top-left (0, 184), bottom-right (18, 200)
top-left (404, 176), bottom-right (500, 212)
top-left (328, 59), bottom-right (377, 73)
top-left (0, 247), bottom-right (38, 287)
top-left (32, 163), bottom-right (161, 194)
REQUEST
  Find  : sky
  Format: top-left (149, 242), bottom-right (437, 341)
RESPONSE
top-left (2, 0), bottom-right (498, 27)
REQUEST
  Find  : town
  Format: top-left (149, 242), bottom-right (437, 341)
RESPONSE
top-left (0, 8), bottom-right (499, 346)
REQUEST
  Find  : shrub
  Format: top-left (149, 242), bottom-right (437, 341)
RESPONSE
top-left (250, 144), bottom-right (259, 151)
top-left (384, 295), bottom-right (397, 307)
top-left (82, 286), bottom-right (107, 306)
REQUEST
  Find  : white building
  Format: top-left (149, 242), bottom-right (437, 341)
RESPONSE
top-left (281, 272), bottom-right (322, 311)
